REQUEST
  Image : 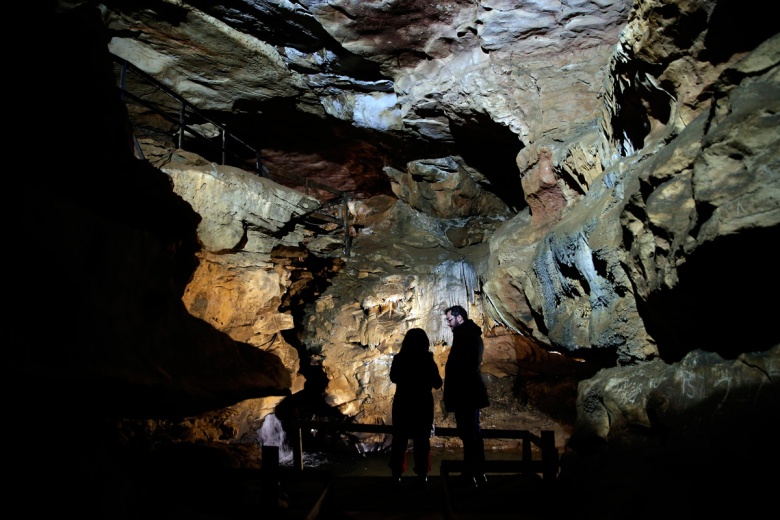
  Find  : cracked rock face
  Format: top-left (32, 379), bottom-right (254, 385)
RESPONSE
top-left (21, 3), bottom-right (780, 516)
top-left (102, 0), bottom-right (631, 181)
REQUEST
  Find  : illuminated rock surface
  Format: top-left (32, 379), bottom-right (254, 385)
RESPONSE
top-left (11, 2), bottom-right (778, 518)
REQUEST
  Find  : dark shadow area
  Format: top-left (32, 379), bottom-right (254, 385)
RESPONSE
top-left (638, 225), bottom-right (780, 363)
top-left (319, 473), bottom-right (566, 520)
top-left (272, 245), bottom-right (350, 449)
top-left (561, 356), bottom-right (778, 519)
top-left (208, 101), bottom-right (418, 200)
top-left (513, 374), bottom-right (582, 427)
top-left (703, 0), bottom-right (780, 63)
top-left (449, 112), bottom-right (527, 212)
top-left (612, 89), bottom-right (651, 155)
top-left (607, 61), bottom-right (677, 156)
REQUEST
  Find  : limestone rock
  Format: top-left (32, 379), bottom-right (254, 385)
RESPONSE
top-left (485, 19), bottom-right (780, 366)
top-left (561, 346), bottom-right (780, 517)
top-left (23, 4), bottom-right (780, 517)
top-left (386, 156), bottom-right (512, 220)
top-left (159, 151), bottom-right (320, 252)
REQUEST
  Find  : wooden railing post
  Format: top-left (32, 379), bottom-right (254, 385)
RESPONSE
top-left (281, 420), bottom-right (559, 481)
top-left (541, 430), bottom-right (558, 481)
top-left (522, 431), bottom-right (532, 472)
top-left (261, 445), bottom-right (280, 513)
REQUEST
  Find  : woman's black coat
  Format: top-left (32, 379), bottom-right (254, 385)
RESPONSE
top-left (390, 334), bottom-right (443, 438)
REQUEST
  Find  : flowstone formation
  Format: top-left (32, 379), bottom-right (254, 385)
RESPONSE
top-left (23, 3), bottom-right (779, 518)
top-left (300, 174), bottom-right (587, 449)
top-left (98, 0), bottom-right (779, 453)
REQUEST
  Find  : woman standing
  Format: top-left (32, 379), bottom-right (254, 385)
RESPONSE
top-left (388, 328), bottom-right (443, 485)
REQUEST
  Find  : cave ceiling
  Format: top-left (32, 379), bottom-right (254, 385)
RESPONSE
top-left (100, 0), bottom-right (632, 206)
top-left (87, 0), bottom-right (779, 408)
top-left (32, 0), bottom-right (779, 476)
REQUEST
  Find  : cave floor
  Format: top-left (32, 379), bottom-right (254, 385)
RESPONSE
top-left (281, 471), bottom-right (565, 520)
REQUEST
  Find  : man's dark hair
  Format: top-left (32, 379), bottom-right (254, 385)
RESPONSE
top-left (445, 305), bottom-right (468, 320)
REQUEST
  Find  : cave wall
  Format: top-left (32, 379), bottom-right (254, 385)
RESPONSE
top-left (13, 3), bottom-right (779, 517)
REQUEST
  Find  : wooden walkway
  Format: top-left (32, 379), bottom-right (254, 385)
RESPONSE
top-left (264, 422), bottom-right (563, 520)
top-left (274, 470), bottom-right (565, 520)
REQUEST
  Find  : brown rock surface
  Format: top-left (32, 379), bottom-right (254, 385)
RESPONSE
top-left (12, 2), bottom-right (778, 518)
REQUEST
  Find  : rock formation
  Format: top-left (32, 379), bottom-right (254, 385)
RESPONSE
top-left (12, 1), bottom-right (778, 518)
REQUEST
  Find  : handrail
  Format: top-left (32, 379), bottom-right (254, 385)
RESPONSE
top-left (287, 420), bottom-right (559, 481)
top-left (112, 53), bottom-right (353, 255)
top-left (115, 55), bottom-right (263, 173)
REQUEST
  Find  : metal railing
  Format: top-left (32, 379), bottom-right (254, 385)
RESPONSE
top-left (113, 54), bottom-right (352, 255)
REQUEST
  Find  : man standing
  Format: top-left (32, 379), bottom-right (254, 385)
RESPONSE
top-left (443, 305), bottom-right (489, 487)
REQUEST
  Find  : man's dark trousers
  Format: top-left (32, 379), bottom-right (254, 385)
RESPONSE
top-left (454, 408), bottom-right (485, 477)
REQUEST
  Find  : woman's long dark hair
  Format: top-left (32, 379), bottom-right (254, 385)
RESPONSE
top-left (400, 328), bottom-right (431, 355)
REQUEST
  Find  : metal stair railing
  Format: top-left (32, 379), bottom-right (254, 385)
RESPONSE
top-left (113, 54), bottom-right (352, 255)
top-left (114, 55), bottom-right (261, 174)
